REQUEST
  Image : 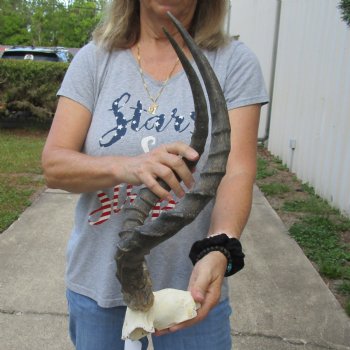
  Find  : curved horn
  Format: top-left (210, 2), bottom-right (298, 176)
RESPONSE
top-left (162, 27), bottom-right (209, 163)
top-left (115, 13), bottom-right (230, 311)
top-left (116, 20), bottom-right (209, 311)
top-left (166, 12), bottom-right (231, 192)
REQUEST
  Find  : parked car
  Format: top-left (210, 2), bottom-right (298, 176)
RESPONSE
top-left (1, 46), bottom-right (73, 63)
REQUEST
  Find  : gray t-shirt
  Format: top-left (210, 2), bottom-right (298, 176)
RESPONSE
top-left (58, 40), bottom-right (268, 308)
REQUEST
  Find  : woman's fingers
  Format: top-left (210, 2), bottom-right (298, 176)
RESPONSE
top-left (126, 142), bottom-right (199, 199)
top-left (154, 142), bottom-right (199, 189)
top-left (162, 252), bottom-right (226, 333)
top-left (163, 142), bottom-right (199, 161)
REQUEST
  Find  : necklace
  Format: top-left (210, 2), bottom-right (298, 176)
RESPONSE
top-left (137, 44), bottom-right (179, 115)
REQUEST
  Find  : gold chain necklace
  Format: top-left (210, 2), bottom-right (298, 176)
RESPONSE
top-left (137, 44), bottom-right (179, 115)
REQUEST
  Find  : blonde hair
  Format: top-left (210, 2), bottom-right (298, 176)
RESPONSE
top-left (93, 0), bottom-right (229, 51)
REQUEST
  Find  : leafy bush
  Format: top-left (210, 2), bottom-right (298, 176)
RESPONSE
top-left (0, 60), bottom-right (68, 128)
top-left (339, 0), bottom-right (350, 27)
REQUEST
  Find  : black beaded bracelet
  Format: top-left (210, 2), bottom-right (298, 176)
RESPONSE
top-left (189, 234), bottom-right (245, 277)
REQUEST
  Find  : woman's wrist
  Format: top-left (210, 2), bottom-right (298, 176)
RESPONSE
top-left (110, 155), bottom-right (133, 185)
top-left (203, 250), bottom-right (228, 273)
top-left (189, 234), bottom-right (245, 277)
top-left (208, 232), bottom-right (240, 240)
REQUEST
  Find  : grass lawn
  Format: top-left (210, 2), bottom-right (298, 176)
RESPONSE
top-left (257, 146), bottom-right (350, 316)
top-left (0, 129), bottom-right (47, 233)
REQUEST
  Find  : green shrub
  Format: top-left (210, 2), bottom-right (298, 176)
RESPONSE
top-left (339, 0), bottom-right (350, 27)
top-left (0, 60), bottom-right (68, 128)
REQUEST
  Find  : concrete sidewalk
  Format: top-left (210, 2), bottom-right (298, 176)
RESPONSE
top-left (0, 187), bottom-right (349, 350)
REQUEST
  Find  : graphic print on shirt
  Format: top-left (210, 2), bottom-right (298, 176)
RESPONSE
top-left (88, 184), bottom-right (177, 226)
top-left (99, 92), bottom-right (195, 148)
top-left (89, 92), bottom-right (195, 226)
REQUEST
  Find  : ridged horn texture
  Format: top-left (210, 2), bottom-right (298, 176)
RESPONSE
top-left (115, 12), bottom-right (231, 312)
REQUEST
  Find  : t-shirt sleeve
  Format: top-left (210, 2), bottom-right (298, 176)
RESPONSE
top-left (57, 43), bottom-right (97, 113)
top-left (223, 41), bottom-right (269, 110)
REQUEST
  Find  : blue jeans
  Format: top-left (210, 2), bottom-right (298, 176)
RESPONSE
top-left (66, 289), bottom-right (232, 350)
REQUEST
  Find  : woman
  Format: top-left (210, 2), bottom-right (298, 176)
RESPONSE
top-left (42, 1), bottom-right (268, 349)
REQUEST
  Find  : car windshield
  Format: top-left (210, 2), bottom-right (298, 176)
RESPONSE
top-left (2, 51), bottom-right (60, 62)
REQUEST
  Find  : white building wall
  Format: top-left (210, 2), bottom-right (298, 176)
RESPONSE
top-left (228, 0), bottom-right (279, 139)
top-left (227, 0), bottom-right (350, 216)
top-left (268, 0), bottom-right (350, 215)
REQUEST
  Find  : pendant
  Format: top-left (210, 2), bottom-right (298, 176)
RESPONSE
top-left (148, 102), bottom-right (158, 115)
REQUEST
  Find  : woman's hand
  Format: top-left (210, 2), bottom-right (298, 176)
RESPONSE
top-left (155, 251), bottom-right (227, 335)
top-left (121, 142), bottom-right (199, 200)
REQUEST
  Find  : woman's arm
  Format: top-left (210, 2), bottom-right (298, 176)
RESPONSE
top-left (208, 104), bottom-right (260, 239)
top-left (42, 97), bottom-right (117, 193)
top-left (163, 104), bottom-right (261, 334)
top-left (42, 97), bottom-right (198, 198)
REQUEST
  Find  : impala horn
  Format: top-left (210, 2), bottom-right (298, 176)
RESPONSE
top-left (115, 12), bottom-right (231, 311)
